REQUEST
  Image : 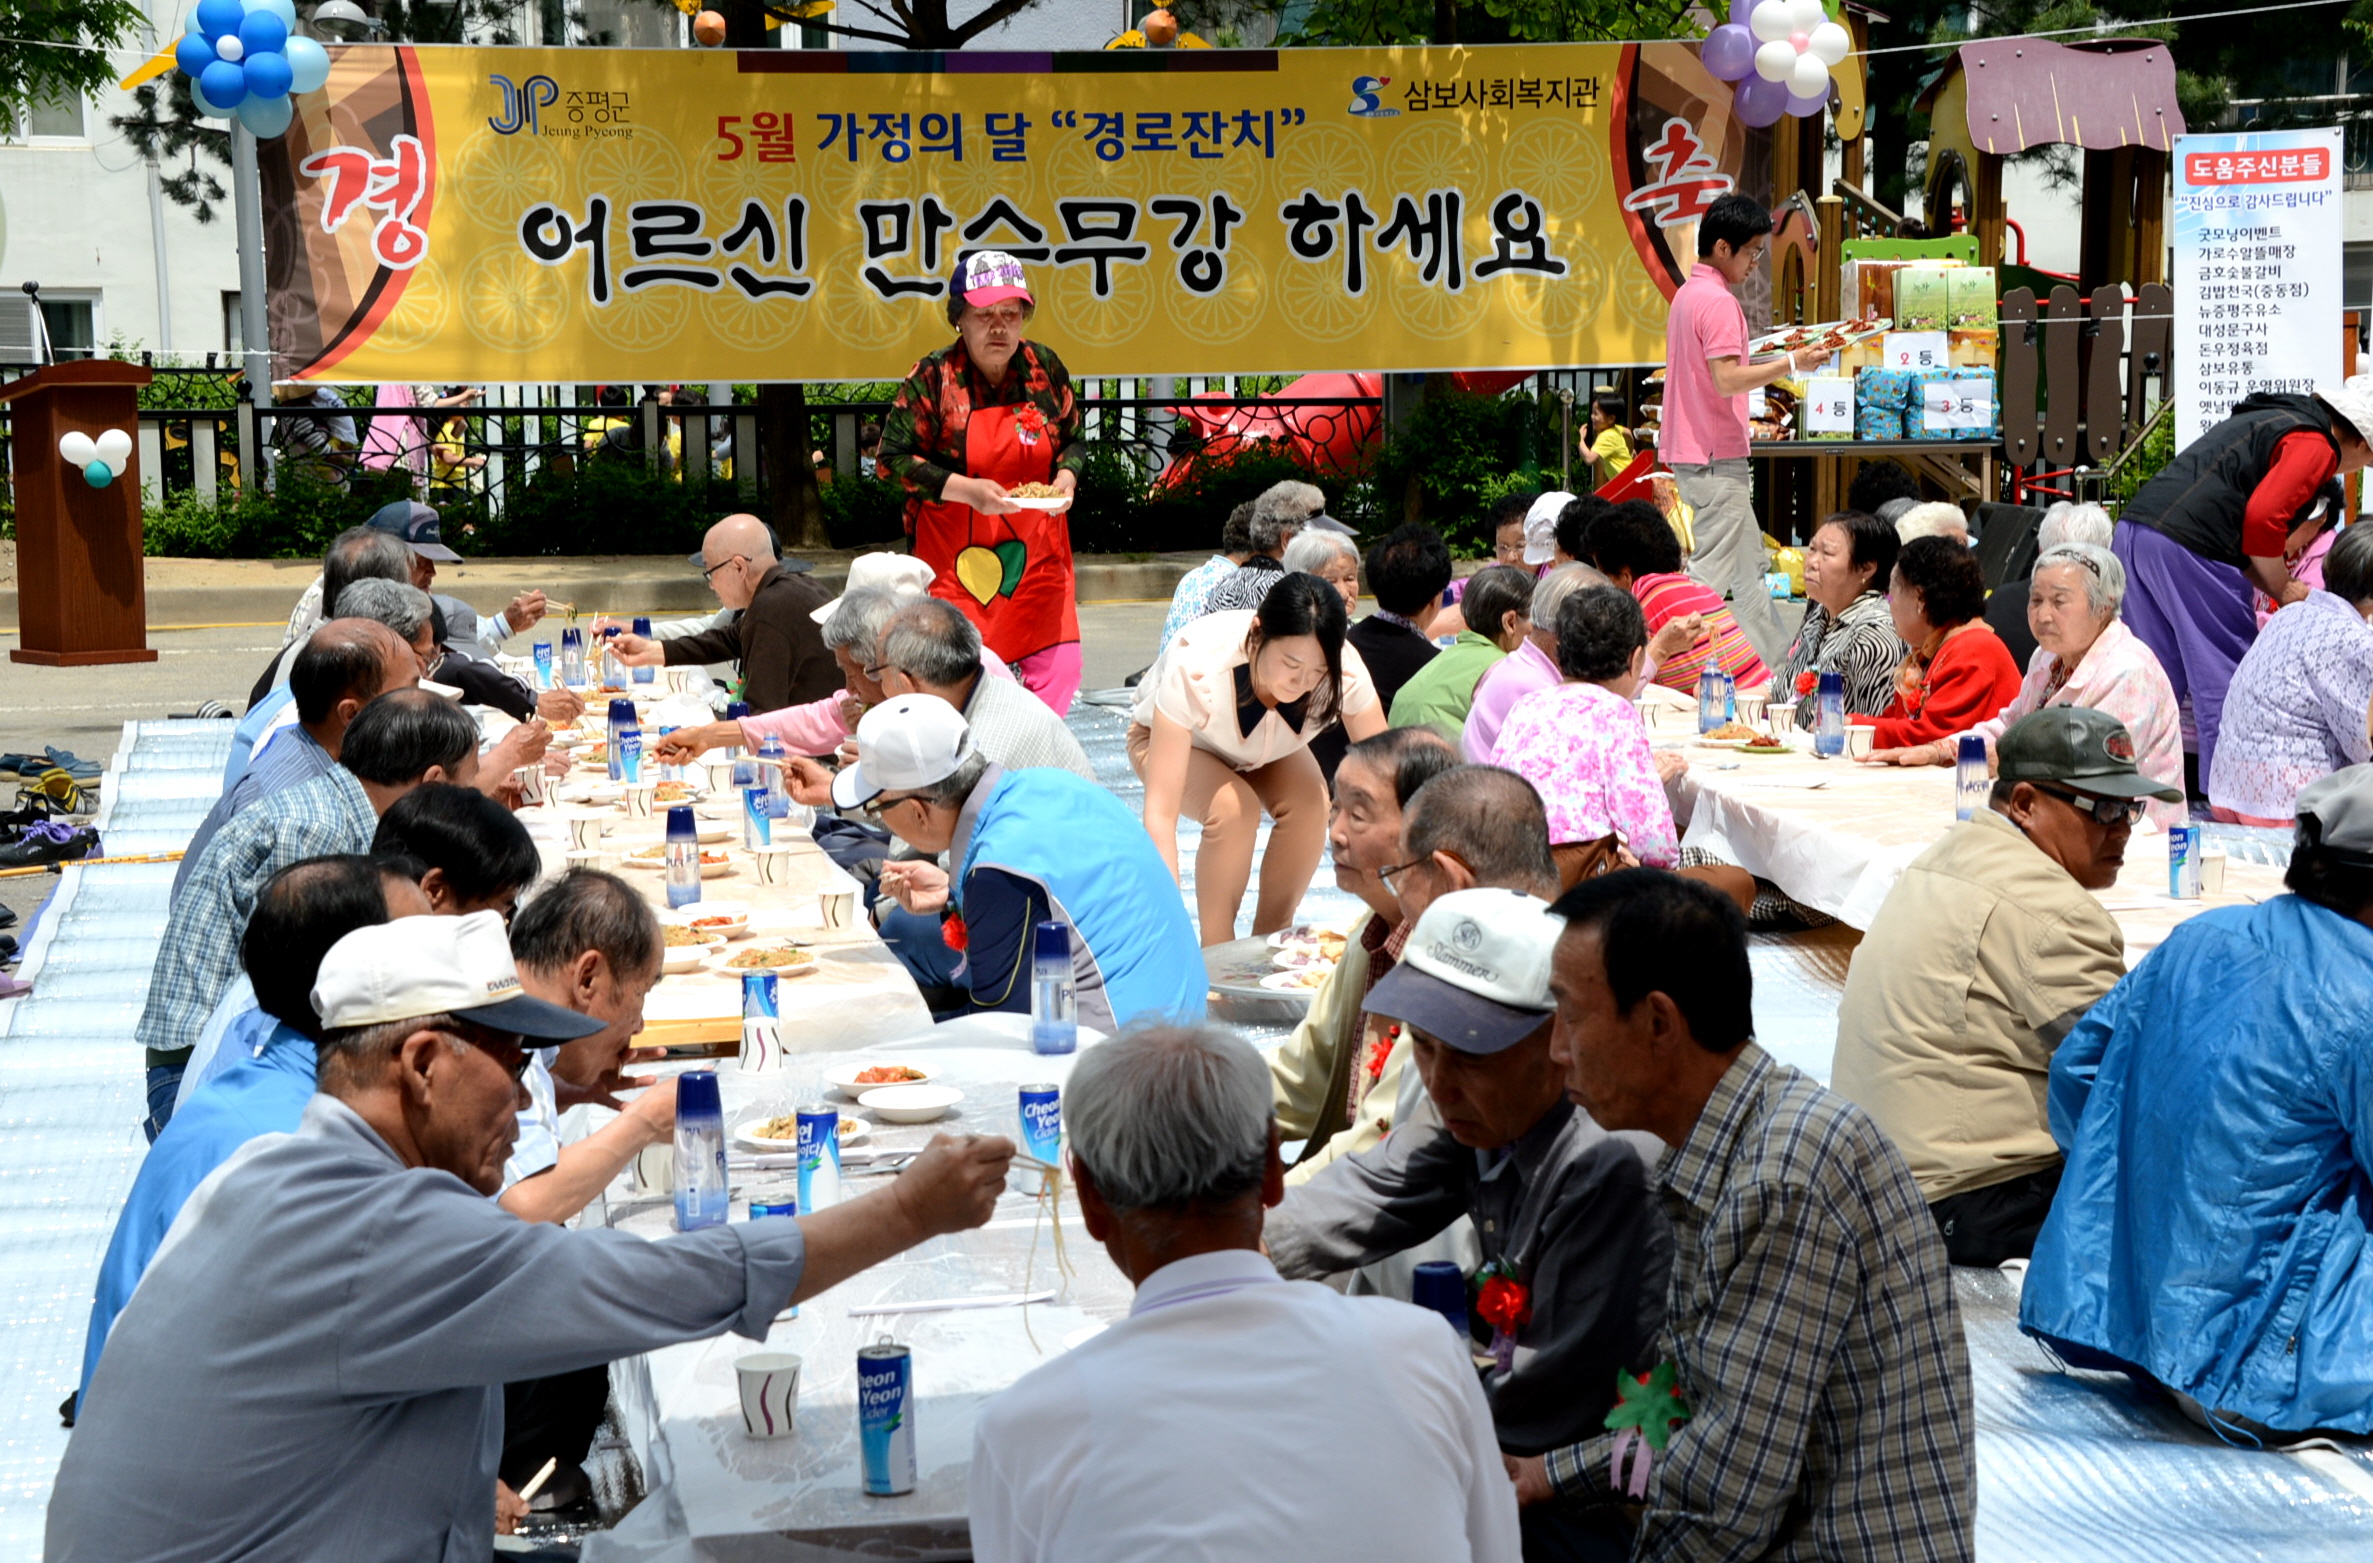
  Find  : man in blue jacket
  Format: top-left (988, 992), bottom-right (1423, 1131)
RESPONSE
top-left (2023, 763), bottom-right (2373, 1439)
top-left (835, 695), bottom-right (1206, 1032)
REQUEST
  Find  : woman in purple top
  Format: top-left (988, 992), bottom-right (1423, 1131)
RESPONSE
top-left (2209, 522), bottom-right (2373, 825)
top-left (1463, 564), bottom-right (1597, 762)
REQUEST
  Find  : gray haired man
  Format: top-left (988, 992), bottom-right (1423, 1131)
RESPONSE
top-left (968, 1025), bottom-right (1518, 1563)
top-left (875, 595), bottom-right (1095, 780)
top-left (55, 911), bottom-right (1013, 1563)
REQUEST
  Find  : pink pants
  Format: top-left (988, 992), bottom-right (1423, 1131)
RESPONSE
top-left (1010, 641), bottom-right (1082, 716)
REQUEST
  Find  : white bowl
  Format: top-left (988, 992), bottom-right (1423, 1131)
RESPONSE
top-left (660, 934), bottom-right (725, 973)
top-left (825, 1060), bottom-right (937, 1098)
top-left (858, 1083), bottom-right (963, 1123)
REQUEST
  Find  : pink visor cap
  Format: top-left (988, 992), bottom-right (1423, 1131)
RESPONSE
top-left (957, 250), bottom-right (1034, 308)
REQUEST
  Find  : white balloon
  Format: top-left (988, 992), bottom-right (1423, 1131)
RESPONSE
top-left (1755, 38), bottom-right (1800, 82)
top-left (1786, 0), bottom-right (1828, 33)
top-left (1749, 0), bottom-right (1796, 43)
top-left (1789, 52), bottom-right (1832, 100)
top-left (1807, 20), bottom-right (1851, 65)
top-left (93, 428), bottom-right (134, 466)
top-left (58, 432), bottom-right (96, 466)
top-left (216, 32), bottom-right (244, 61)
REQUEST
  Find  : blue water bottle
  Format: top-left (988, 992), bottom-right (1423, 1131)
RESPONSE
top-left (1031, 920), bottom-right (1078, 1055)
top-left (664, 804), bottom-right (701, 909)
top-left (1955, 735), bottom-right (1991, 821)
top-left (672, 1071), bottom-right (729, 1232)
top-left (630, 616), bottom-right (655, 684)
top-left (1696, 667), bottom-right (1726, 734)
top-left (757, 736), bottom-right (790, 818)
top-left (726, 702), bottom-right (756, 788)
top-left (1813, 672), bottom-right (1845, 757)
top-left (605, 698), bottom-right (635, 782)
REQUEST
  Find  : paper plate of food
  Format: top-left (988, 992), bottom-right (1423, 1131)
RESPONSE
top-left (650, 779), bottom-right (705, 806)
top-left (659, 924), bottom-right (726, 973)
top-left (1266, 925), bottom-right (1349, 959)
top-left (708, 943), bottom-right (816, 976)
top-left (667, 903), bottom-right (751, 939)
top-left (1003, 482), bottom-right (1072, 511)
top-left (737, 1113), bottom-right (868, 1152)
top-left (1271, 945), bottom-right (1335, 972)
top-left (624, 844), bottom-right (738, 878)
top-left (1260, 968), bottom-right (1331, 993)
top-left (1694, 721), bottom-right (1771, 748)
top-left (824, 1060), bottom-right (937, 1098)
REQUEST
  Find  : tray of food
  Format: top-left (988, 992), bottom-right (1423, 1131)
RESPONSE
top-left (1750, 316), bottom-right (1891, 356)
top-left (709, 943), bottom-right (816, 976)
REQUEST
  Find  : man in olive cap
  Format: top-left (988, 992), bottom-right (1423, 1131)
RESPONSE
top-left (1831, 707), bottom-right (2184, 1264)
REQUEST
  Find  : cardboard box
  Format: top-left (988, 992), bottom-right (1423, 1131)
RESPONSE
top-left (1894, 267), bottom-right (1954, 332)
top-left (1947, 267), bottom-right (1998, 330)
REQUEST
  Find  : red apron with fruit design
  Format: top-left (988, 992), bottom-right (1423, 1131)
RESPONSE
top-left (914, 403), bottom-right (1077, 663)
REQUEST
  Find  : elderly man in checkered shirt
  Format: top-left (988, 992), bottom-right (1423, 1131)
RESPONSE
top-left (1510, 869), bottom-right (1972, 1563)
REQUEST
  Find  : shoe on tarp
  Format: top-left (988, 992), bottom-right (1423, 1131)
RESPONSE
top-left (0, 822), bottom-right (97, 869)
top-left (42, 748), bottom-right (100, 780)
top-left (19, 770), bottom-right (82, 814)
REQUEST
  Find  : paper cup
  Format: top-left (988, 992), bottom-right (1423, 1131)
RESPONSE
top-left (819, 887), bottom-right (857, 929)
top-left (512, 764), bottom-right (546, 807)
top-left (566, 812), bottom-right (608, 850)
top-left (668, 667), bottom-right (706, 695)
top-left (750, 844), bottom-right (793, 886)
top-left (563, 847), bottom-right (605, 873)
top-left (624, 783), bottom-right (657, 819)
top-left (2200, 846), bottom-right (2228, 895)
top-left (736, 1352), bottom-right (802, 1439)
top-left (705, 758), bottom-right (741, 795)
top-left (1846, 726), bottom-right (1875, 761)
top-left (633, 1140), bottom-right (673, 1193)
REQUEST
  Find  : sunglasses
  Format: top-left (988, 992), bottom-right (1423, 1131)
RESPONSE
top-left (434, 1028), bottom-right (532, 1082)
top-left (2031, 784), bottom-right (2146, 826)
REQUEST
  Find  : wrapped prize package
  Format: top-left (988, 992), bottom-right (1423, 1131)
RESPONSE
top-left (1855, 368), bottom-right (1914, 441)
top-left (1894, 267), bottom-right (1953, 332)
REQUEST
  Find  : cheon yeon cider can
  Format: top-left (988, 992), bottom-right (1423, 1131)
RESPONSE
top-left (857, 1344), bottom-right (915, 1495)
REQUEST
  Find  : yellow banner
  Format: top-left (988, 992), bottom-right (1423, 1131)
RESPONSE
top-left (261, 40), bottom-right (1749, 382)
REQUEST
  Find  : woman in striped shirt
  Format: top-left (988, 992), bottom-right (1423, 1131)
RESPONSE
top-left (1579, 499), bottom-right (1772, 694)
top-left (1769, 509), bottom-right (1907, 729)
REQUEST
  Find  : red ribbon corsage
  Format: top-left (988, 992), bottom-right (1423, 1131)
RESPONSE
top-left (1014, 405), bottom-right (1048, 445)
top-left (1473, 1261), bottom-right (1531, 1373)
top-left (1794, 670), bottom-right (1818, 698)
top-left (940, 910), bottom-right (968, 952)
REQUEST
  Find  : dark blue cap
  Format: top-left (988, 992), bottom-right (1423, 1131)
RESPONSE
top-left (1033, 920), bottom-right (1071, 961)
top-left (676, 1070), bottom-right (722, 1120)
top-left (666, 803), bottom-right (697, 838)
top-left (726, 702), bottom-right (751, 720)
top-left (608, 699), bottom-right (637, 722)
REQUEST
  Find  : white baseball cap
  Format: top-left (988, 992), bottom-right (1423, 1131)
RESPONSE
top-left (830, 694), bottom-right (977, 810)
top-left (811, 552), bottom-right (937, 626)
top-left (2319, 375), bottom-right (2373, 449)
top-left (1523, 491), bottom-right (1576, 567)
top-left (956, 249), bottom-right (1033, 308)
top-left (1364, 888), bottom-right (1559, 1054)
top-left (311, 910), bottom-right (604, 1040)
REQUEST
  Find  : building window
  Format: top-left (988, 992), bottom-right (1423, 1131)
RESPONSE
top-left (19, 96), bottom-right (86, 139)
top-left (224, 292), bottom-right (244, 354)
top-left (39, 295), bottom-right (97, 360)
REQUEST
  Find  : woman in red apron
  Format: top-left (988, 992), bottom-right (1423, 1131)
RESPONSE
top-left (879, 251), bottom-right (1084, 714)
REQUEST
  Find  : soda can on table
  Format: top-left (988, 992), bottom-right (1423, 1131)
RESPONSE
top-left (749, 1198), bottom-right (798, 1220)
top-left (797, 1103), bottom-right (842, 1211)
top-left (738, 971), bottom-right (780, 1072)
top-left (2170, 824), bottom-right (2202, 900)
top-left (1019, 1083), bottom-right (1061, 1194)
top-left (743, 785), bottom-right (773, 850)
top-left (857, 1344), bottom-right (916, 1496)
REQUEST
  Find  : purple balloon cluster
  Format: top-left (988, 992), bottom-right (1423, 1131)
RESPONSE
top-left (1702, 0), bottom-right (1833, 128)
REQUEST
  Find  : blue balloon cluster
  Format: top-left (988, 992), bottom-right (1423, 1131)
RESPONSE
top-left (175, 0), bottom-right (331, 139)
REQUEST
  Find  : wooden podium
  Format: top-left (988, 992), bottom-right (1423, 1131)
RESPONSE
top-left (4, 360), bottom-right (158, 666)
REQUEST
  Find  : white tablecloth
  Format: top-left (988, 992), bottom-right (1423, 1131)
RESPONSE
top-left (583, 1020), bottom-right (1133, 1563)
top-left (1664, 730), bottom-right (2285, 962)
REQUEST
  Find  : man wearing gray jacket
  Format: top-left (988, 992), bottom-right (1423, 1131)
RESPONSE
top-left (50, 911), bottom-right (1012, 1563)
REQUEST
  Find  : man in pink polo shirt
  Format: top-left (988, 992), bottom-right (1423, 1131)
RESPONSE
top-left (1665, 193), bottom-right (1829, 668)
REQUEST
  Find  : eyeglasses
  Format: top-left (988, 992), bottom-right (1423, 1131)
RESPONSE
top-left (700, 554), bottom-right (748, 581)
top-left (421, 647), bottom-right (446, 678)
top-left (435, 1028), bottom-right (532, 1082)
top-left (2031, 784), bottom-right (2146, 826)
top-left (1377, 856), bottom-right (1432, 894)
top-left (862, 792), bottom-right (918, 822)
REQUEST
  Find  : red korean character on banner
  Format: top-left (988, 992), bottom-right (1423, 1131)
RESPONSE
top-left (299, 134), bottom-right (431, 271)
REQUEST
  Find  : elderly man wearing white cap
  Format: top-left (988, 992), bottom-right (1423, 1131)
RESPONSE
top-left (827, 694), bottom-right (1204, 1031)
top-left (2112, 375), bottom-right (2373, 783)
top-left (50, 911), bottom-right (1013, 1563)
top-left (1263, 888), bottom-right (1670, 1489)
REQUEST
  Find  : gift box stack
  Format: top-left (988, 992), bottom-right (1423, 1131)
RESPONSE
top-left (1792, 257), bottom-right (2001, 442)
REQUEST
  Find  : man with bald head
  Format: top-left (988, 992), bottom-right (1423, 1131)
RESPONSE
top-left (611, 513), bottom-right (836, 712)
top-left (178, 618), bottom-right (418, 899)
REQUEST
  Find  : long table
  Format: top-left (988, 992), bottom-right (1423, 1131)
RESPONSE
top-left (523, 779), bottom-right (934, 1054)
top-left (1658, 719), bottom-right (2283, 961)
top-left (581, 1021), bottom-right (1133, 1563)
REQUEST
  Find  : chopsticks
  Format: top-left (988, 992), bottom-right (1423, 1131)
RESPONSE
top-left (846, 1291), bottom-right (1057, 1317)
top-left (517, 1457), bottom-right (558, 1505)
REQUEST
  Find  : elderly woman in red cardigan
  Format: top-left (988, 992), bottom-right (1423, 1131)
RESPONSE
top-left (1856, 535), bottom-right (2024, 748)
